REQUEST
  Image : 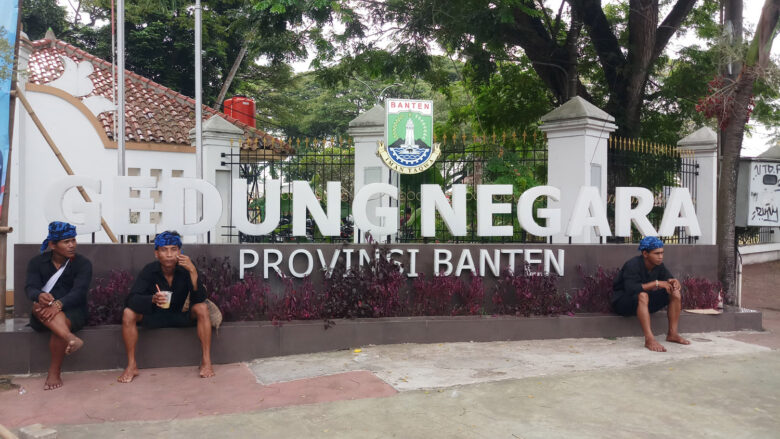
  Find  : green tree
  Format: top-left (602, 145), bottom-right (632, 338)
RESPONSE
top-left (704, 0), bottom-right (780, 302)
top-left (21, 0), bottom-right (68, 40)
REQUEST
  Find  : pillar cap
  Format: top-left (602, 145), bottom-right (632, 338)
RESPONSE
top-left (678, 126), bottom-right (717, 151)
top-left (540, 96), bottom-right (614, 124)
top-left (757, 143), bottom-right (780, 159)
top-left (349, 105), bottom-right (385, 128)
top-left (189, 114), bottom-right (244, 137)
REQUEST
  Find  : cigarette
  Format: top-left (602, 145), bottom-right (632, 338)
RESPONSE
top-left (48, 300), bottom-right (54, 306)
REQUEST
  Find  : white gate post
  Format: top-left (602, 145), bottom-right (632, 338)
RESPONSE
top-left (540, 97), bottom-right (617, 243)
top-left (190, 115), bottom-right (244, 243)
top-left (348, 105), bottom-right (398, 243)
top-left (678, 127), bottom-right (717, 245)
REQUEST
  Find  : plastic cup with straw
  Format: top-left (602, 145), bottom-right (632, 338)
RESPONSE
top-left (156, 284), bottom-right (172, 309)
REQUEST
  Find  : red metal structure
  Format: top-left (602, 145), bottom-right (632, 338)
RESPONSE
top-left (223, 96), bottom-right (256, 128)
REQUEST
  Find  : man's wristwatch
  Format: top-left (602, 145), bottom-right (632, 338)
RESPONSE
top-left (655, 280), bottom-right (659, 289)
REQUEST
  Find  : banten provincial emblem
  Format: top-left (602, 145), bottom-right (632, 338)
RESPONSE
top-left (378, 99), bottom-right (440, 174)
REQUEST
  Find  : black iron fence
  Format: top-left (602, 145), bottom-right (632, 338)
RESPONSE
top-left (398, 131), bottom-right (548, 243)
top-left (221, 138), bottom-right (355, 243)
top-left (222, 131), bottom-right (548, 244)
top-left (607, 137), bottom-right (699, 244)
top-left (736, 226), bottom-right (775, 245)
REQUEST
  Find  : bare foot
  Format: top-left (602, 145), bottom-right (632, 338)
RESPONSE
top-left (199, 364), bottom-right (215, 378)
top-left (65, 336), bottom-right (84, 355)
top-left (117, 366), bottom-right (139, 383)
top-left (645, 338), bottom-right (667, 352)
top-left (666, 334), bottom-right (690, 345)
top-left (44, 372), bottom-right (63, 390)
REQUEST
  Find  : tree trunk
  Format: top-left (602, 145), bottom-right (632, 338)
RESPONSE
top-left (716, 0), bottom-right (780, 302)
top-left (214, 43), bottom-right (249, 109)
top-left (717, 68), bottom-right (756, 303)
top-left (722, 0), bottom-right (744, 83)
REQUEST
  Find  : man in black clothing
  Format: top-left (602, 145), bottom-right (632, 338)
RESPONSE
top-left (118, 231), bottom-right (214, 383)
top-left (612, 236), bottom-right (690, 352)
top-left (26, 221), bottom-right (92, 389)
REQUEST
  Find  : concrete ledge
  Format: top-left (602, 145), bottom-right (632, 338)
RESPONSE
top-left (739, 242), bottom-right (780, 265)
top-left (0, 310), bottom-right (763, 375)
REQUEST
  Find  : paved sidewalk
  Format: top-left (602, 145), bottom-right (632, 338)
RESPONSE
top-left (52, 350), bottom-right (780, 439)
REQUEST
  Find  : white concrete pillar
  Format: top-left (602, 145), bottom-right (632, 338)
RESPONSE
top-left (6, 34), bottom-right (33, 291)
top-left (190, 115), bottom-right (244, 243)
top-left (540, 97), bottom-right (617, 243)
top-left (348, 105), bottom-right (398, 243)
top-left (678, 127), bottom-right (717, 245)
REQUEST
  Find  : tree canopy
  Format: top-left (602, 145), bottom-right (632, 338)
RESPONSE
top-left (19, 0), bottom-right (779, 144)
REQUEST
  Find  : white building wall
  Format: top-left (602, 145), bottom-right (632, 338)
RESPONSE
top-left (7, 88), bottom-right (197, 290)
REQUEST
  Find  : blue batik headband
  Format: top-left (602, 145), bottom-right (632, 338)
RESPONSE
top-left (154, 231), bottom-right (182, 249)
top-left (638, 236), bottom-right (664, 252)
top-left (40, 221), bottom-right (77, 253)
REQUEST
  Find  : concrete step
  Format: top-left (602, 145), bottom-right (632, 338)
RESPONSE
top-left (0, 309), bottom-right (763, 375)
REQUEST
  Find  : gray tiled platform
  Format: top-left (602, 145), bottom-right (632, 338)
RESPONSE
top-left (0, 309), bottom-right (762, 374)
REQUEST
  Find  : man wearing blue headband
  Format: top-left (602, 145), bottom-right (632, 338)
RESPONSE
top-left (611, 236), bottom-right (689, 352)
top-left (118, 231), bottom-right (214, 382)
top-left (25, 221), bottom-right (93, 390)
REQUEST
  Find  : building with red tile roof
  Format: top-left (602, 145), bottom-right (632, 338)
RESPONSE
top-left (26, 30), bottom-right (289, 153)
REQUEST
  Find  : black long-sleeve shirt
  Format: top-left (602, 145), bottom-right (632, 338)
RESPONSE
top-left (25, 252), bottom-right (92, 312)
top-left (611, 255), bottom-right (674, 305)
top-left (125, 261), bottom-right (206, 314)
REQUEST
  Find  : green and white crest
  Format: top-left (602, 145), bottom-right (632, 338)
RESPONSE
top-left (379, 99), bottom-right (440, 174)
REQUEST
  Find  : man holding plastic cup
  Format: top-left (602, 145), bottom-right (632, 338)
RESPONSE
top-left (118, 231), bottom-right (214, 382)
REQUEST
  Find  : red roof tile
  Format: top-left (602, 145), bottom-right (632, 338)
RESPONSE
top-left (27, 38), bottom-right (290, 153)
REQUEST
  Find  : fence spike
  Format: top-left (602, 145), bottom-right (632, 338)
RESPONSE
top-left (533, 131), bottom-right (538, 142)
top-left (502, 131), bottom-right (507, 142)
top-left (472, 133), bottom-right (477, 143)
top-left (512, 131), bottom-right (517, 141)
top-left (461, 132), bottom-right (466, 143)
top-left (492, 132), bottom-right (497, 143)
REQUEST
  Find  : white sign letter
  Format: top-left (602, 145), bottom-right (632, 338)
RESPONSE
top-left (113, 176), bottom-right (156, 236)
top-left (292, 181), bottom-right (341, 236)
top-left (517, 185), bottom-right (560, 237)
top-left (615, 187), bottom-right (657, 237)
top-left (477, 184), bottom-right (513, 236)
top-left (353, 183), bottom-right (399, 240)
top-left (44, 176), bottom-right (102, 234)
top-left (239, 249), bottom-right (259, 279)
top-left (658, 187), bottom-right (701, 236)
top-left (232, 179), bottom-right (280, 235)
top-left (161, 178), bottom-right (222, 235)
top-left (566, 186), bottom-right (612, 237)
top-left (421, 184), bottom-right (467, 236)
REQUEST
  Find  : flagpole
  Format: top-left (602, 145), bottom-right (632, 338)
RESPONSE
top-left (117, 0), bottom-right (125, 177)
top-left (194, 0), bottom-right (204, 242)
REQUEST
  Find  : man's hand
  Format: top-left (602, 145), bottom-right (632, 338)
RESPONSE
top-left (178, 254), bottom-right (199, 291)
top-left (658, 280), bottom-right (673, 294)
top-left (177, 254), bottom-right (196, 274)
top-left (33, 302), bottom-right (59, 322)
top-left (37, 292), bottom-right (55, 306)
top-left (152, 292), bottom-right (167, 306)
top-left (669, 278), bottom-right (682, 292)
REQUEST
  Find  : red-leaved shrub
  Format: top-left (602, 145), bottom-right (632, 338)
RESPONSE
top-left (87, 270), bottom-right (133, 326)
